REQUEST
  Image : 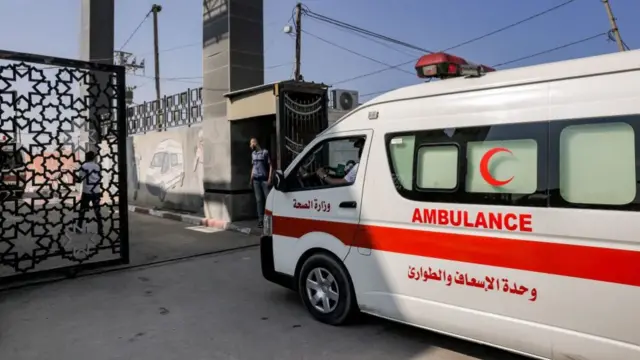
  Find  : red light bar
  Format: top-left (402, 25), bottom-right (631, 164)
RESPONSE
top-left (415, 52), bottom-right (495, 80)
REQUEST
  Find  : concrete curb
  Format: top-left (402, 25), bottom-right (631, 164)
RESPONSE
top-left (128, 205), bottom-right (262, 236)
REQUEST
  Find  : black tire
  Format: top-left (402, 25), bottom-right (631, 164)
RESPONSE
top-left (297, 252), bottom-right (357, 326)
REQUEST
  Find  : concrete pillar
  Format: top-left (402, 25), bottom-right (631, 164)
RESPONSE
top-left (80, 0), bottom-right (114, 65)
top-left (79, 0), bottom-right (114, 153)
top-left (202, 0), bottom-right (264, 221)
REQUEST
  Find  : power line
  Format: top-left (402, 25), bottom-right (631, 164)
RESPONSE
top-left (49, 40), bottom-right (284, 68)
top-left (302, 30), bottom-right (415, 76)
top-left (76, 18), bottom-right (288, 64)
top-left (302, 7), bottom-right (434, 55)
top-left (38, 42), bottom-right (210, 70)
top-left (129, 62), bottom-right (295, 83)
top-left (360, 32), bottom-right (608, 99)
top-left (308, 16), bottom-right (421, 57)
top-left (324, 1), bottom-right (582, 86)
top-left (492, 32), bottom-right (607, 67)
top-left (332, 59), bottom-right (415, 86)
top-left (119, 10), bottom-right (152, 51)
top-left (443, 0), bottom-right (578, 52)
top-left (607, 31), bottom-right (632, 51)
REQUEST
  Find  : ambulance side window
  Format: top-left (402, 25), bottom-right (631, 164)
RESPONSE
top-left (385, 122), bottom-right (549, 207)
top-left (286, 136), bottom-right (365, 192)
top-left (388, 135), bottom-right (415, 190)
top-left (465, 138), bottom-right (538, 195)
top-left (548, 115), bottom-right (640, 211)
top-left (415, 144), bottom-right (459, 190)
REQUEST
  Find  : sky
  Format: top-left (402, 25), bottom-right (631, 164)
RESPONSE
top-left (0, 0), bottom-right (639, 105)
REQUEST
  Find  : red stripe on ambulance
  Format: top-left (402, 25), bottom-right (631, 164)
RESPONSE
top-left (272, 215), bottom-right (640, 288)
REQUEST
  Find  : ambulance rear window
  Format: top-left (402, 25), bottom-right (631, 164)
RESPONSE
top-left (559, 122), bottom-right (636, 205)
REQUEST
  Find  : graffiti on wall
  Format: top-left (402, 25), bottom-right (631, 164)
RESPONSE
top-left (144, 138), bottom-right (185, 201)
top-left (128, 125), bottom-right (210, 214)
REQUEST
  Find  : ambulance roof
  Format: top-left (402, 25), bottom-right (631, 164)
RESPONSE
top-left (369, 49), bottom-right (640, 105)
top-left (324, 49), bottom-right (640, 134)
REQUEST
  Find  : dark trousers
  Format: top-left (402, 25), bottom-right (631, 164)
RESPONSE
top-left (253, 179), bottom-right (270, 221)
top-left (77, 192), bottom-right (103, 233)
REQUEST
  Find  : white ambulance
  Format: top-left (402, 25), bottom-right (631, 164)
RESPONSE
top-left (260, 50), bottom-right (640, 359)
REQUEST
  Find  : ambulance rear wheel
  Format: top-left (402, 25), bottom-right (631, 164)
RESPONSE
top-left (298, 253), bottom-right (356, 326)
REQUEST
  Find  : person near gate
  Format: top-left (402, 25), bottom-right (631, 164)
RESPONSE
top-left (76, 151), bottom-right (104, 235)
top-left (249, 137), bottom-right (273, 228)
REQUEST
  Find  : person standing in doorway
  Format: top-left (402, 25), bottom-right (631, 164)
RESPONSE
top-left (76, 151), bottom-right (104, 235)
top-left (250, 137), bottom-right (272, 228)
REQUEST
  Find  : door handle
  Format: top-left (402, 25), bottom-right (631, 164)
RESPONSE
top-left (339, 201), bottom-right (357, 208)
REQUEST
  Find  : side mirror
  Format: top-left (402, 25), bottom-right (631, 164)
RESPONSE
top-left (273, 170), bottom-right (286, 192)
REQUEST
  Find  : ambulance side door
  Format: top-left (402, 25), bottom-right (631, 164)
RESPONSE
top-left (270, 130), bottom-right (373, 276)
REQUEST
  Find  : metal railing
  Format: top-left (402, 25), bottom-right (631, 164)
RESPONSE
top-left (127, 87), bottom-right (203, 135)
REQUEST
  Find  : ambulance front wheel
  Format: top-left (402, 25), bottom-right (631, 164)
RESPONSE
top-left (298, 252), bottom-right (357, 326)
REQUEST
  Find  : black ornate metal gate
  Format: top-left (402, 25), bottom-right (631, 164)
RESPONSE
top-left (276, 82), bottom-right (329, 170)
top-left (0, 50), bottom-right (129, 281)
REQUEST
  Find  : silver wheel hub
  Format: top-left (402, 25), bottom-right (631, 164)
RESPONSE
top-left (305, 267), bottom-right (339, 314)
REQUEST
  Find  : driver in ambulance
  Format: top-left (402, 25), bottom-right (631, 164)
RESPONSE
top-left (316, 138), bottom-right (364, 185)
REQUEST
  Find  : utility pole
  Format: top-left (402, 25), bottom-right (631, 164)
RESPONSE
top-left (294, 2), bottom-right (302, 81)
top-left (151, 4), bottom-right (163, 130)
top-left (151, 4), bottom-right (162, 102)
top-left (602, 0), bottom-right (625, 52)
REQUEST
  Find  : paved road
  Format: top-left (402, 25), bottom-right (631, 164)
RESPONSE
top-left (0, 244), bottom-right (527, 359)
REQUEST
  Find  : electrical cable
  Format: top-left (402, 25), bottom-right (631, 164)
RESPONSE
top-left (39, 11), bottom-right (155, 69)
top-left (86, 19), bottom-right (287, 64)
top-left (359, 32), bottom-right (608, 99)
top-left (308, 17), bottom-right (422, 57)
top-left (129, 62), bottom-right (294, 85)
top-left (302, 7), bottom-right (434, 55)
top-left (315, 0), bottom-right (581, 86)
top-left (442, 0), bottom-right (578, 52)
top-left (119, 10), bottom-right (152, 51)
top-left (302, 30), bottom-right (415, 76)
top-left (607, 31), bottom-right (632, 51)
top-left (491, 32), bottom-right (607, 67)
top-left (332, 59), bottom-right (415, 86)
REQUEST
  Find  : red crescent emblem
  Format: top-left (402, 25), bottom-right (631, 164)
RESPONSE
top-left (479, 147), bottom-right (514, 187)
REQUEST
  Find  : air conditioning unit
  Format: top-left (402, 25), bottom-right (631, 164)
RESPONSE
top-left (332, 89), bottom-right (359, 111)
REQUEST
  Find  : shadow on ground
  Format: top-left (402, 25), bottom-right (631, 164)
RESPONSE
top-left (128, 212), bottom-right (258, 265)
